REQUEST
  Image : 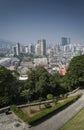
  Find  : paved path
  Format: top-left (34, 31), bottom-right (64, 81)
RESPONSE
top-left (0, 90), bottom-right (84, 130)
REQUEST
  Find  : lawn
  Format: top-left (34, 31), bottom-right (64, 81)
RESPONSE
top-left (59, 108), bottom-right (84, 130)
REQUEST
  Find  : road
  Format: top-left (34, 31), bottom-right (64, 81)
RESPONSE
top-left (0, 90), bottom-right (84, 130)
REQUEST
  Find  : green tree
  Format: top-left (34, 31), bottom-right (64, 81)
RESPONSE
top-left (25, 66), bottom-right (51, 99)
top-left (63, 55), bottom-right (84, 91)
top-left (49, 73), bottom-right (65, 95)
top-left (0, 66), bottom-right (17, 106)
top-left (35, 66), bottom-right (50, 97)
top-left (25, 66), bottom-right (65, 100)
top-left (21, 89), bottom-right (30, 103)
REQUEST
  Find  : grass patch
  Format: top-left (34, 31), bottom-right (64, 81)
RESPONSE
top-left (59, 108), bottom-right (84, 130)
top-left (10, 94), bottom-right (82, 125)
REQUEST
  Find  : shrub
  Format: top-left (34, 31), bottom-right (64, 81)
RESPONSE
top-left (64, 94), bottom-right (68, 99)
top-left (29, 108), bottom-right (36, 114)
top-left (44, 102), bottom-right (51, 108)
top-left (47, 94), bottom-right (54, 100)
top-left (53, 97), bottom-right (58, 105)
top-left (59, 94), bottom-right (64, 99)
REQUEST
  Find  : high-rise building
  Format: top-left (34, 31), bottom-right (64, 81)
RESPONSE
top-left (35, 43), bottom-right (41, 56)
top-left (13, 46), bottom-right (17, 56)
top-left (37, 39), bottom-right (46, 56)
top-left (61, 37), bottom-right (70, 46)
top-left (16, 43), bottom-right (20, 56)
top-left (25, 46), bottom-right (29, 53)
top-left (29, 43), bottom-right (35, 54)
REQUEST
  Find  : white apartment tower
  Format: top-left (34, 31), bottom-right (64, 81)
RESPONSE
top-left (35, 43), bottom-right (41, 56)
top-left (16, 43), bottom-right (20, 56)
top-left (36, 39), bottom-right (46, 56)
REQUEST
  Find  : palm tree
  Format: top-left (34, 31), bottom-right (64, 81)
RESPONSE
top-left (21, 89), bottom-right (30, 104)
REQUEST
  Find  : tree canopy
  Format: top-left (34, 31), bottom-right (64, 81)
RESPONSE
top-left (0, 66), bottom-right (16, 106)
top-left (0, 65), bottom-right (66, 107)
top-left (63, 55), bottom-right (84, 90)
top-left (25, 66), bottom-right (65, 100)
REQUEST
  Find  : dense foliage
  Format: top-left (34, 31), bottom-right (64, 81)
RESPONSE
top-left (62, 55), bottom-right (84, 91)
top-left (0, 66), bottom-right (16, 106)
top-left (0, 66), bottom-right (25, 107)
top-left (25, 66), bottom-right (65, 100)
top-left (0, 65), bottom-right (65, 107)
top-left (1, 54), bottom-right (84, 107)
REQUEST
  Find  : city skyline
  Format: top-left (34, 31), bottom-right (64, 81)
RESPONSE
top-left (0, 0), bottom-right (84, 44)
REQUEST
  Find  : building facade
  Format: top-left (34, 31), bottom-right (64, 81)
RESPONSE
top-left (16, 43), bottom-right (20, 56)
top-left (61, 37), bottom-right (70, 46)
top-left (36, 39), bottom-right (46, 56)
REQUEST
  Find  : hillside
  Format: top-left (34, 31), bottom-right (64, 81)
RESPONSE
top-left (0, 39), bottom-right (15, 48)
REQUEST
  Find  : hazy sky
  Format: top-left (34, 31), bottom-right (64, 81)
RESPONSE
top-left (0, 0), bottom-right (84, 44)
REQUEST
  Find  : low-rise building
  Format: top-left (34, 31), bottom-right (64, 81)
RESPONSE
top-left (59, 67), bottom-right (67, 75)
top-left (0, 58), bottom-right (11, 67)
top-left (34, 57), bottom-right (48, 66)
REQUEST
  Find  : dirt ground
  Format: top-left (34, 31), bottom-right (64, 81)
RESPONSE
top-left (21, 102), bottom-right (55, 117)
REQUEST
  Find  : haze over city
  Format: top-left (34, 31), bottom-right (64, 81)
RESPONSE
top-left (0, 0), bottom-right (84, 44)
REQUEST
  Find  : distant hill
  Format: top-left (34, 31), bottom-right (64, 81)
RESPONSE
top-left (0, 39), bottom-right (15, 48)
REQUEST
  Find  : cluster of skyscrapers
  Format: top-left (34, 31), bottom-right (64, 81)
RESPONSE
top-left (0, 37), bottom-right (84, 77)
top-left (13, 39), bottom-right (46, 57)
top-left (12, 37), bottom-right (84, 60)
